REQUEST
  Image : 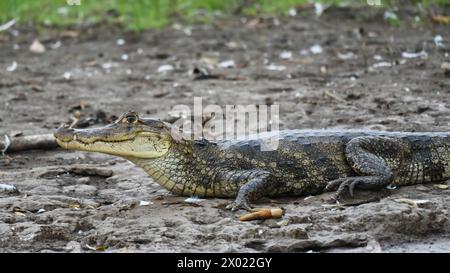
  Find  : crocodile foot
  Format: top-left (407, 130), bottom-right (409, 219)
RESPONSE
top-left (325, 177), bottom-right (363, 201)
top-left (325, 176), bottom-right (389, 202)
top-left (226, 200), bottom-right (254, 212)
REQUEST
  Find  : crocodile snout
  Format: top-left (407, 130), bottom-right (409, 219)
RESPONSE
top-left (54, 124), bottom-right (76, 142)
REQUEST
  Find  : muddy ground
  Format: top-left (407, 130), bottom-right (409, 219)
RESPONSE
top-left (1, 6), bottom-right (450, 252)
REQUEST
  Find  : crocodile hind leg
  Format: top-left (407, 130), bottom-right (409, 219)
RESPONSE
top-left (325, 136), bottom-right (409, 201)
top-left (225, 170), bottom-right (272, 211)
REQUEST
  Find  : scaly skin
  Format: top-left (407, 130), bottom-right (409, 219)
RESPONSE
top-left (54, 112), bottom-right (450, 211)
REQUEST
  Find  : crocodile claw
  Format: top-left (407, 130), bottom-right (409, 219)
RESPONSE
top-left (226, 200), bottom-right (254, 212)
top-left (326, 178), bottom-right (364, 201)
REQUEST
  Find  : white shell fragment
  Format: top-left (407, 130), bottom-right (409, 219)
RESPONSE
top-left (265, 64), bottom-right (286, 71)
top-left (6, 61), bottom-right (17, 72)
top-left (401, 50), bottom-right (428, 59)
top-left (372, 62), bottom-right (392, 68)
top-left (139, 200), bottom-right (152, 206)
top-left (434, 35), bottom-right (444, 48)
top-left (0, 184), bottom-right (17, 193)
top-left (218, 60), bottom-right (236, 69)
top-left (184, 196), bottom-right (204, 204)
top-left (279, 51), bottom-right (293, 60)
top-left (373, 55), bottom-right (383, 61)
top-left (1, 135), bottom-right (11, 154)
top-left (101, 62), bottom-right (119, 70)
top-left (63, 72), bottom-right (72, 80)
top-left (310, 44), bottom-right (323, 54)
top-left (289, 8), bottom-right (297, 17)
top-left (158, 64), bottom-right (174, 73)
top-left (50, 40), bottom-right (62, 49)
top-left (116, 38), bottom-right (125, 46)
top-left (337, 52), bottom-right (357, 60)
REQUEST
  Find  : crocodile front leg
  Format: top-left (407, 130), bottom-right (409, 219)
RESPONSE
top-left (325, 136), bottom-right (410, 201)
top-left (221, 169), bottom-right (272, 211)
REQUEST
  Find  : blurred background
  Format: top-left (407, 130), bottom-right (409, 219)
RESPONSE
top-left (1, 0), bottom-right (449, 31)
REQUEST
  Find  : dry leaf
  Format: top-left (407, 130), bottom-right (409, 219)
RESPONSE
top-left (201, 56), bottom-right (218, 66)
top-left (69, 201), bottom-right (81, 210)
top-left (13, 207), bottom-right (26, 213)
top-left (60, 30), bottom-right (80, 38)
top-left (95, 245), bottom-right (108, 251)
top-left (432, 15), bottom-right (450, 25)
top-left (394, 198), bottom-right (430, 208)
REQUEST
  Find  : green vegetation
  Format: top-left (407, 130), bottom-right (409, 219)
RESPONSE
top-left (0, 0), bottom-right (448, 31)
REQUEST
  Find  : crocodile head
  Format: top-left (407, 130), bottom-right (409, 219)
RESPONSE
top-left (54, 111), bottom-right (173, 159)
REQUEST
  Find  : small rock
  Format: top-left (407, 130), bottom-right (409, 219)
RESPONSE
top-left (65, 241), bottom-right (82, 253)
top-left (416, 185), bottom-right (430, 192)
top-left (441, 62), bottom-right (450, 76)
top-left (283, 225), bottom-right (309, 239)
top-left (63, 184), bottom-right (97, 196)
top-left (29, 39), bottom-right (46, 54)
top-left (287, 239), bottom-right (321, 252)
top-left (76, 177), bottom-right (90, 183)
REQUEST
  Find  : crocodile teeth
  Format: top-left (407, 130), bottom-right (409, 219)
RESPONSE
top-left (73, 134), bottom-right (77, 141)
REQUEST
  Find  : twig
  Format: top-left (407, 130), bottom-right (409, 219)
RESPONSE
top-left (0, 134), bottom-right (58, 154)
top-left (0, 19), bottom-right (16, 32)
top-left (324, 90), bottom-right (346, 103)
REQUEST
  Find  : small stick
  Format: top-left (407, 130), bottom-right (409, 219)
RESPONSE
top-left (1, 134), bottom-right (58, 154)
top-left (324, 90), bottom-right (346, 103)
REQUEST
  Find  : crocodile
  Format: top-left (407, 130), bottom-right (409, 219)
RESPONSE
top-left (54, 111), bottom-right (450, 211)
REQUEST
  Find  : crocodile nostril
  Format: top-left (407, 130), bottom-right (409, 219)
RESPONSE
top-left (54, 124), bottom-right (76, 140)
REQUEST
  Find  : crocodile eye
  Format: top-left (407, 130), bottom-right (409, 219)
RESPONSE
top-left (125, 114), bottom-right (138, 124)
